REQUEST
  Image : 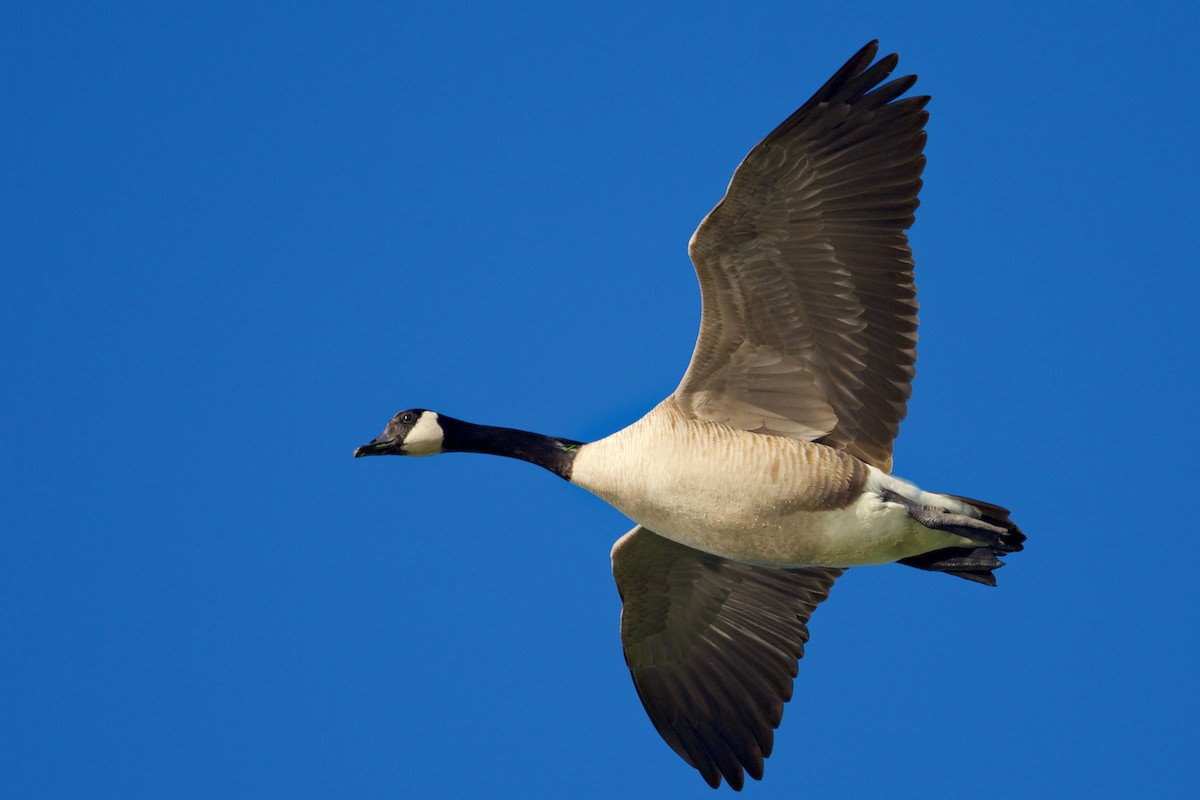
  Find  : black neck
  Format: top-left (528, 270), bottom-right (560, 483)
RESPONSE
top-left (438, 417), bottom-right (583, 481)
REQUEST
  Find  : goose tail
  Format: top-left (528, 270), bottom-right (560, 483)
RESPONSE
top-left (895, 494), bottom-right (1025, 586)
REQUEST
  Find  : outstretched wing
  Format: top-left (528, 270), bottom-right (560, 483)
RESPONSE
top-left (611, 526), bottom-right (841, 790)
top-left (674, 40), bottom-right (929, 471)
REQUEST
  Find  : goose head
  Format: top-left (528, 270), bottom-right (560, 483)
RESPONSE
top-left (355, 409), bottom-right (445, 457)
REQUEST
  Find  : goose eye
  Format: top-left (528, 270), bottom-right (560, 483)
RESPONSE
top-left (400, 412), bottom-right (417, 425)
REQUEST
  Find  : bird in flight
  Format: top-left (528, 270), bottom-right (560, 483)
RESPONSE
top-left (356, 40), bottom-right (1025, 790)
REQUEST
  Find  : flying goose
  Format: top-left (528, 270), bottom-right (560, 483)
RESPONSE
top-left (355, 40), bottom-right (1025, 790)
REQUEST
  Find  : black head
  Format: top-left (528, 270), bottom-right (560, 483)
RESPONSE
top-left (354, 409), bottom-right (445, 458)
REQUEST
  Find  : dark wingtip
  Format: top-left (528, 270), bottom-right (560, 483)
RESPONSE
top-left (856, 39), bottom-right (881, 60)
top-left (757, 40), bottom-right (917, 149)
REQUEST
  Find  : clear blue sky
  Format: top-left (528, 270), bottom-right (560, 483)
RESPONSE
top-left (3, 1), bottom-right (1196, 797)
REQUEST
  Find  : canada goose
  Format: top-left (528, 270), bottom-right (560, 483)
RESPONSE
top-left (355, 40), bottom-right (1024, 790)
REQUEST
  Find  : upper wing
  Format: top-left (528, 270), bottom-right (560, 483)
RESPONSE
top-left (611, 526), bottom-right (841, 790)
top-left (675, 41), bottom-right (929, 471)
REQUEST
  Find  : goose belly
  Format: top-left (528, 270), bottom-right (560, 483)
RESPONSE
top-left (586, 472), bottom-right (919, 566)
top-left (570, 418), bottom-right (954, 567)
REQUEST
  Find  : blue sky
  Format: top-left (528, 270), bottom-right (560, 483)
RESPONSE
top-left (3, 1), bottom-right (1197, 797)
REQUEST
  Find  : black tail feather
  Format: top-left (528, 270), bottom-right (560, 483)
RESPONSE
top-left (898, 546), bottom-right (1005, 586)
top-left (946, 494), bottom-right (1025, 553)
top-left (898, 494), bottom-right (1025, 585)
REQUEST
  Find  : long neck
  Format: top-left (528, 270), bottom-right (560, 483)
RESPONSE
top-left (439, 417), bottom-right (583, 481)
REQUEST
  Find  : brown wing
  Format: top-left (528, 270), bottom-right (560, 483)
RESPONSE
top-left (675, 40), bottom-right (928, 471)
top-left (611, 526), bottom-right (841, 790)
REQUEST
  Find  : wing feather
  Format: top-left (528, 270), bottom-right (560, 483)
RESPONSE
top-left (675, 40), bottom-right (928, 470)
top-left (611, 526), bottom-right (840, 790)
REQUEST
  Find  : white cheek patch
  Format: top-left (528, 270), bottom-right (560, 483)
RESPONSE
top-left (402, 411), bottom-right (444, 456)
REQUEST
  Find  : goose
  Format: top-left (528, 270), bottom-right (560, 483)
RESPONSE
top-left (355, 40), bottom-right (1025, 791)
